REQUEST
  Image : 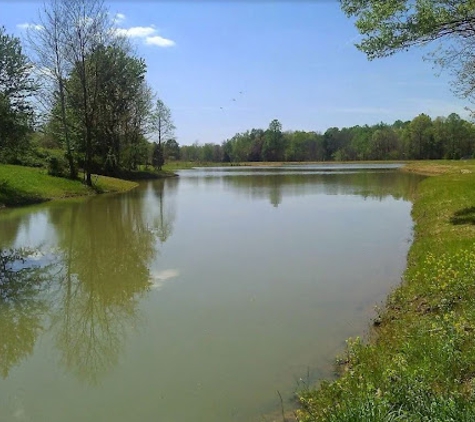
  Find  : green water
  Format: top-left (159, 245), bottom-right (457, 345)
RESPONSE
top-left (0, 164), bottom-right (423, 421)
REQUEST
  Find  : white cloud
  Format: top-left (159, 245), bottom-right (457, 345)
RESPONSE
top-left (115, 25), bottom-right (175, 48)
top-left (145, 35), bottom-right (175, 47)
top-left (116, 26), bottom-right (156, 38)
top-left (17, 23), bottom-right (44, 31)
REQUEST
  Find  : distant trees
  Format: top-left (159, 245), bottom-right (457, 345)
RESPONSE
top-left (404, 114), bottom-right (435, 160)
top-left (0, 27), bottom-right (36, 163)
top-left (176, 114), bottom-right (475, 163)
top-left (440, 113), bottom-right (474, 159)
top-left (284, 131), bottom-right (324, 162)
top-left (163, 138), bottom-right (180, 161)
top-left (262, 119), bottom-right (284, 161)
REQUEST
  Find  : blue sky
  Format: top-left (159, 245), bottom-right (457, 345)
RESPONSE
top-left (1, 1), bottom-right (470, 145)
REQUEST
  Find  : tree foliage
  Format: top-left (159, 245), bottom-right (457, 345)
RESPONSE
top-left (25, 0), bottom-right (169, 180)
top-left (262, 119), bottom-right (284, 161)
top-left (151, 99), bottom-right (175, 145)
top-left (341, 0), bottom-right (475, 103)
top-left (179, 114), bottom-right (475, 163)
top-left (0, 26), bottom-right (36, 162)
top-left (163, 138), bottom-right (180, 160)
top-left (341, 0), bottom-right (475, 60)
top-left (152, 142), bottom-right (164, 171)
top-left (65, 43), bottom-right (151, 174)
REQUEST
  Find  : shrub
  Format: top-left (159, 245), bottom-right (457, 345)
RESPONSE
top-left (47, 154), bottom-right (68, 177)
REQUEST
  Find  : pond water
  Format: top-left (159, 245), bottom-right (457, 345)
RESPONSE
top-left (0, 164), bottom-right (424, 421)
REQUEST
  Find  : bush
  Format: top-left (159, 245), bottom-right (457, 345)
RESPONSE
top-left (47, 154), bottom-right (68, 177)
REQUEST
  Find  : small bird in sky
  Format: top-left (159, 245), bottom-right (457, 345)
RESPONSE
top-left (219, 91), bottom-right (244, 111)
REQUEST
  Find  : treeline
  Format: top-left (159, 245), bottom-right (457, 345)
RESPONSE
top-left (180, 114), bottom-right (475, 163)
top-left (0, 0), bottom-right (174, 185)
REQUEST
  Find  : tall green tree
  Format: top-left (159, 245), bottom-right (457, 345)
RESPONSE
top-left (57, 0), bottom-right (115, 185)
top-left (50, 40), bottom-right (152, 176)
top-left (440, 113), bottom-right (475, 159)
top-left (404, 114), bottom-right (434, 159)
top-left (27, 0), bottom-right (78, 178)
top-left (30, 0), bottom-right (154, 179)
top-left (0, 26), bottom-right (36, 162)
top-left (262, 119), bottom-right (285, 161)
top-left (89, 44), bottom-right (150, 173)
top-left (150, 98), bottom-right (175, 168)
top-left (163, 138), bottom-right (180, 160)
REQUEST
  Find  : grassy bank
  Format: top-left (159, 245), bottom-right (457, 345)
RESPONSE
top-left (0, 164), bottom-right (138, 207)
top-left (402, 159), bottom-right (475, 176)
top-left (297, 162), bottom-right (475, 421)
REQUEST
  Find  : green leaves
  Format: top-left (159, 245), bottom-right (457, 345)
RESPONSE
top-left (341, 0), bottom-right (475, 59)
top-left (0, 27), bottom-right (36, 159)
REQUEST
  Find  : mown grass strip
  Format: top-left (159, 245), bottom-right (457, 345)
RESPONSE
top-left (0, 165), bottom-right (138, 207)
top-left (297, 163), bottom-right (475, 421)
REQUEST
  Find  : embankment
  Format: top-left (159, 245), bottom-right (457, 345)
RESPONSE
top-left (297, 161), bottom-right (475, 421)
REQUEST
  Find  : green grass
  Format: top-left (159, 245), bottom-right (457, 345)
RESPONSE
top-left (297, 163), bottom-right (475, 421)
top-left (0, 165), bottom-right (138, 207)
top-left (402, 159), bottom-right (475, 176)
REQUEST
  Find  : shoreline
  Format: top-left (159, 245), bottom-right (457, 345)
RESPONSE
top-left (297, 161), bottom-right (475, 420)
top-left (0, 164), bottom-right (177, 209)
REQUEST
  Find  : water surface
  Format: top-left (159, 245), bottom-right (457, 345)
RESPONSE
top-left (0, 164), bottom-right (423, 421)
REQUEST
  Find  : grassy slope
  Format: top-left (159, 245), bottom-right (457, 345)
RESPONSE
top-left (0, 165), bottom-right (137, 207)
top-left (403, 159), bottom-right (475, 176)
top-left (297, 162), bottom-right (475, 421)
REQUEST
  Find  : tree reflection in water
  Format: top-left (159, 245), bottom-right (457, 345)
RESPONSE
top-left (0, 249), bottom-right (54, 378)
top-left (148, 178), bottom-right (178, 243)
top-left (221, 170), bottom-right (422, 207)
top-left (0, 177), bottom-right (179, 385)
top-left (47, 179), bottom-right (178, 385)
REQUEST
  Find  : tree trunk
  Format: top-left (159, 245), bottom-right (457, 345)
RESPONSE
top-left (59, 78), bottom-right (77, 179)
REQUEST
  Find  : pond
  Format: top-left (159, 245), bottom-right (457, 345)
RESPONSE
top-left (0, 164), bottom-right (424, 421)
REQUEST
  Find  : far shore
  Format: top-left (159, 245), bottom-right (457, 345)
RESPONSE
top-left (2, 159), bottom-right (474, 208)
